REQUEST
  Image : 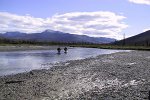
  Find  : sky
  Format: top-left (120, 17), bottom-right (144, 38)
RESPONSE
top-left (0, 0), bottom-right (150, 40)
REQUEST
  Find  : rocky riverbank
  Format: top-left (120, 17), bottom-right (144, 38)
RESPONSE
top-left (0, 50), bottom-right (150, 100)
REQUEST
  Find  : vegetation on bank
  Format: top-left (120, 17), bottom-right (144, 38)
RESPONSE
top-left (70, 44), bottom-right (150, 50)
top-left (0, 38), bottom-right (70, 46)
top-left (0, 38), bottom-right (150, 50)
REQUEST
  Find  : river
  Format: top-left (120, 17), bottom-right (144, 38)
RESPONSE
top-left (0, 47), bottom-right (129, 76)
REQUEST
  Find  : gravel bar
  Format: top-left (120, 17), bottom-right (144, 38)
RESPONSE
top-left (0, 50), bottom-right (150, 100)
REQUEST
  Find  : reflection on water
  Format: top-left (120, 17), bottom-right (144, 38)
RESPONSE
top-left (0, 48), bottom-right (128, 76)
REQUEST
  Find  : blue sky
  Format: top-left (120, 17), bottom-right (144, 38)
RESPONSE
top-left (0, 0), bottom-right (150, 39)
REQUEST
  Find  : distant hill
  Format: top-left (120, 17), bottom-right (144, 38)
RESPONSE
top-left (0, 30), bottom-right (116, 44)
top-left (114, 30), bottom-right (150, 46)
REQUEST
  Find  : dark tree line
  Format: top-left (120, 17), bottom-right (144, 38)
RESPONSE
top-left (0, 38), bottom-right (96, 45)
top-left (112, 39), bottom-right (150, 47)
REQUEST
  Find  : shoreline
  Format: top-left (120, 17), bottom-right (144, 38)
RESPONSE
top-left (0, 45), bottom-right (73, 52)
top-left (0, 51), bottom-right (150, 99)
top-left (1, 45), bottom-right (150, 52)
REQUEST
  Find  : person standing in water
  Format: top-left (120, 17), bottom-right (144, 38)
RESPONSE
top-left (57, 47), bottom-right (61, 54)
top-left (64, 47), bottom-right (68, 53)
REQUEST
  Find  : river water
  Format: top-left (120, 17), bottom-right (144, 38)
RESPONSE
top-left (0, 47), bottom-right (129, 76)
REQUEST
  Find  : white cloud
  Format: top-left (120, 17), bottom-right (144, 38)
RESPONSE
top-left (143, 27), bottom-right (150, 32)
top-left (0, 11), bottom-right (128, 39)
top-left (128, 0), bottom-right (150, 5)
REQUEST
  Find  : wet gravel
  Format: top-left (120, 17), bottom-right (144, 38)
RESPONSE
top-left (0, 50), bottom-right (150, 100)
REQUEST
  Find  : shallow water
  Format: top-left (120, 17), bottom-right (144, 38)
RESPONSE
top-left (0, 47), bottom-right (129, 76)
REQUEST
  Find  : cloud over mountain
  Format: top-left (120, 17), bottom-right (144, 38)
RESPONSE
top-left (128, 0), bottom-right (150, 5)
top-left (0, 11), bottom-right (128, 39)
top-left (143, 27), bottom-right (150, 32)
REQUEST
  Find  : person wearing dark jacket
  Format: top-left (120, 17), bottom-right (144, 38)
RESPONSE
top-left (64, 47), bottom-right (68, 53)
top-left (57, 47), bottom-right (61, 54)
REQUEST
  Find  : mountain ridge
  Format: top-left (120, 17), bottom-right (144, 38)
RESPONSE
top-left (0, 30), bottom-right (116, 44)
top-left (114, 30), bottom-right (150, 46)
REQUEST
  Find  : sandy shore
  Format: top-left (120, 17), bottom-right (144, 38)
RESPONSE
top-left (0, 50), bottom-right (150, 99)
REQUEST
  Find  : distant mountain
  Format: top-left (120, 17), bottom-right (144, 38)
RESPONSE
top-left (114, 30), bottom-right (150, 46)
top-left (0, 30), bottom-right (116, 44)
